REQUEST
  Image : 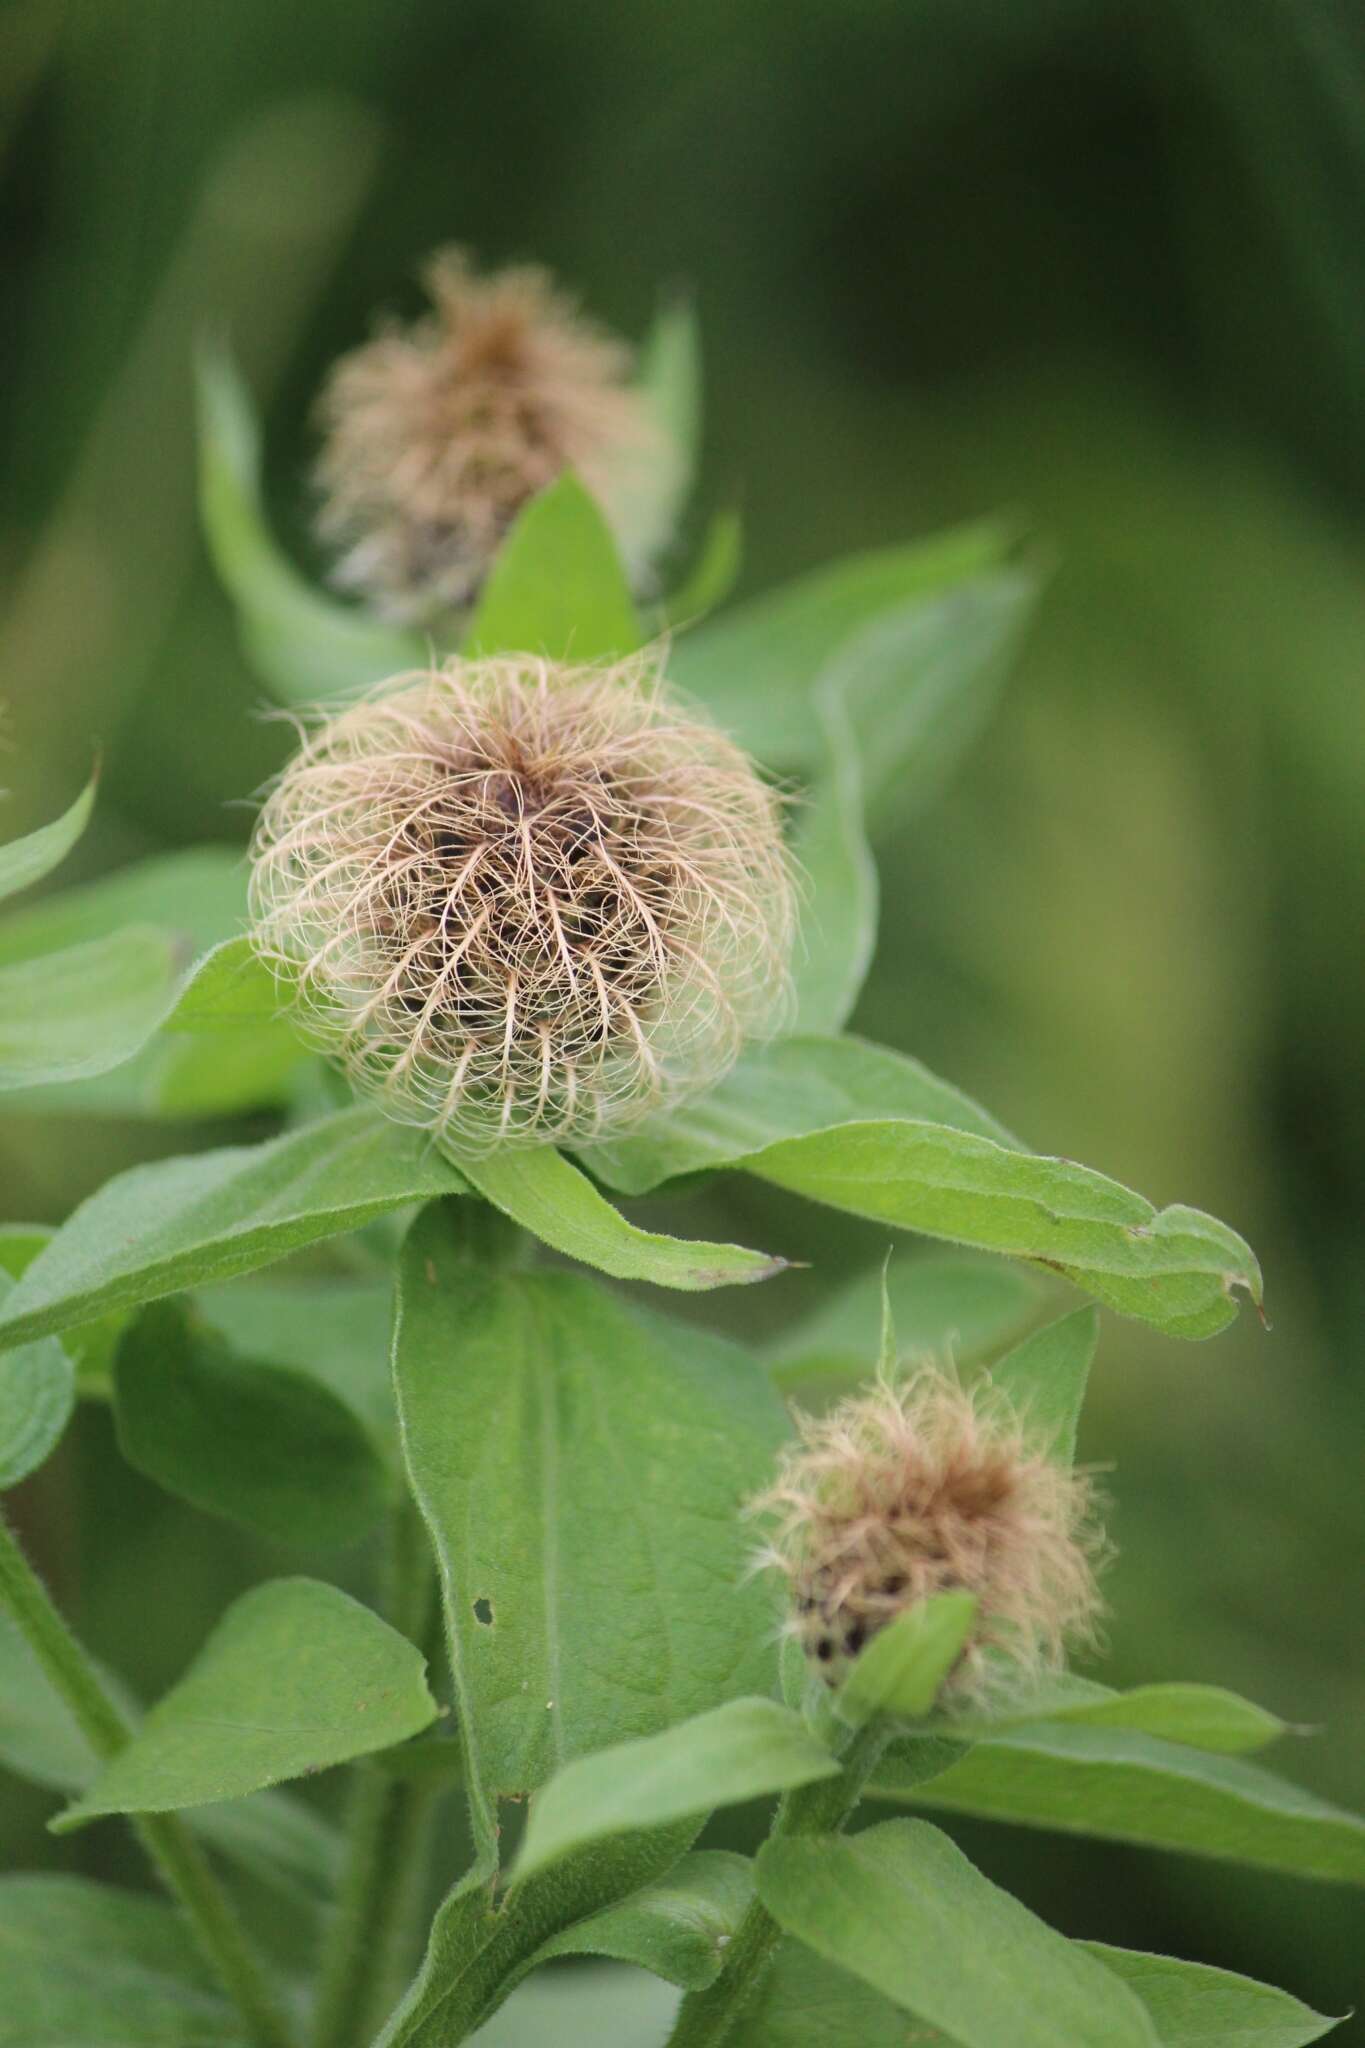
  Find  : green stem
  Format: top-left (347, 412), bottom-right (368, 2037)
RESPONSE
top-left (665, 1717), bottom-right (890, 2048)
top-left (308, 1501), bottom-right (438, 2048)
top-left (0, 1508), bottom-right (294, 2048)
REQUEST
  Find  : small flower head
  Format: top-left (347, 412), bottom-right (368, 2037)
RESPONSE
top-left (314, 249), bottom-right (662, 622)
top-left (249, 653), bottom-right (795, 1150)
top-left (754, 1367), bottom-right (1105, 1709)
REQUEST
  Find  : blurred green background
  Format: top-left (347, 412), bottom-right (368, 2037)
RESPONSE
top-left (3, 0), bottom-right (1363, 2033)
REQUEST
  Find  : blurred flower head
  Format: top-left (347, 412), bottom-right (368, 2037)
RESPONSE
top-left (249, 653), bottom-right (795, 1150)
top-left (314, 249), bottom-right (663, 622)
top-left (754, 1366), bottom-right (1105, 1707)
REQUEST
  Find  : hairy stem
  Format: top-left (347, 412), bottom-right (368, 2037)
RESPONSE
top-left (0, 1508), bottom-right (294, 2048)
top-left (308, 1499), bottom-right (439, 2048)
top-left (665, 1717), bottom-right (890, 2048)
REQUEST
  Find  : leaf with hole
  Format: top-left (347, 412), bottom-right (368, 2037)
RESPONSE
top-left (392, 1206), bottom-right (790, 1838)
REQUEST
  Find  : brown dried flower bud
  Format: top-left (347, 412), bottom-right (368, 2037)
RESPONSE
top-left (753, 1368), bottom-right (1105, 1708)
top-left (313, 249), bottom-right (663, 622)
top-left (249, 653), bottom-right (795, 1151)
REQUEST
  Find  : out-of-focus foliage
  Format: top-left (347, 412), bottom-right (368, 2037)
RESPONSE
top-left (2, 0), bottom-right (1362, 2033)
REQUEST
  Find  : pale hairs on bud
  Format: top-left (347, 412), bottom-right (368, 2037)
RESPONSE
top-left (249, 652), bottom-right (796, 1152)
top-left (313, 248), bottom-right (664, 623)
top-left (752, 1364), bottom-right (1106, 1706)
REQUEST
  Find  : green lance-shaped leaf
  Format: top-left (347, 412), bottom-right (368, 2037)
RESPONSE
top-left (835, 1593), bottom-right (979, 1729)
top-left (758, 1818), bottom-right (1158, 2048)
top-left (54, 1578), bottom-right (437, 1829)
top-left (0, 1108), bottom-right (467, 1351)
top-left (461, 1144), bottom-right (785, 1291)
top-left (743, 1923), bottom-right (1342, 2048)
top-left (0, 1227), bottom-right (126, 1400)
top-left (661, 506), bottom-right (743, 631)
top-left (874, 1722), bottom-right (1365, 1884)
top-left (0, 925), bottom-right (182, 1092)
top-left (986, 1305), bottom-right (1099, 1464)
top-left (766, 1249), bottom-right (1042, 1396)
top-left (952, 1676), bottom-right (1287, 1753)
top-left (0, 1609), bottom-right (339, 1901)
top-left (580, 1034), bottom-right (1261, 1337)
top-left (788, 656), bottom-right (878, 1038)
top-left (392, 1207), bottom-right (790, 1830)
top-left (1082, 1943), bottom-right (1343, 2047)
top-left (634, 292), bottom-right (701, 549)
top-left (579, 1031), bottom-right (1018, 1195)
top-left (670, 522), bottom-right (1033, 786)
top-left (197, 341), bottom-right (422, 707)
top-left (0, 1875), bottom-right (245, 2047)
top-left (0, 769), bottom-right (97, 905)
top-left (463, 472), bottom-right (644, 663)
top-left (0, 1271), bottom-right (74, 1490)
top-left (514, 1699), bottom-right (839, 1882)
top-left (113, 1298), bottom-right (390, 1548)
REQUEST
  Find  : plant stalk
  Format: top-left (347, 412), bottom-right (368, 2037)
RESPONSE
top-left (664, 1716), bottom-right (891, 2048)
top-left (307, 1499), bottom-right (439, 2048)
top-left (0, 1507), bottom-right (294, 2048)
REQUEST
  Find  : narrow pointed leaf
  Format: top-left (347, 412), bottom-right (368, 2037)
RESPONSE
top-left (986, 1305), bottom-right (1099, 1463)
top-left (1083, 1943), bottom-right (1343, 2046)
top-left (756, 1818), bottom-right (1157, 2048)
top-left (671, 528), bottom-right (1031, 780)
top-left (745, 1121), bottom-right (1261, 1340)
top-left (464, 473), bottom-right (643, 662)
top-left (515, 1699), bottom-right (838, 1881)
top-left (55, 1578), bottom-right (436, 1827)
top-left (836, 1594), bottom-right (978, 1728)
top-left (0, 1108), bottom-right (467, 1350)
top-left (462, 1144), bottom-right (784, 1290)
top-left (789, 668), bottom-right (877, 1036)
top-left (197, 343), bottom-right (421, 704)
top-left (636, 294), bottom-right (701, 535)
top-left (954, 1679), bottom-right (1287, 1754)
top-left (662, 506), bottom-right (742, 630)
top-left (579, 1033), bottom-right (1016, 1196)
top-left (876, 1723), bottom-right (1365, 1883)
top-left (0, 772), bottom-right (96, 904)
top-left (766, 1250), bottom-right (1041, 1394)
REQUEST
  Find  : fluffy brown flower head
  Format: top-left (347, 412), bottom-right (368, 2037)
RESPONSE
top-left (753, 1368), bottom-right (1104, 1709)
top-left (249, 653), bottom-right (795, 1150)
top-left (314, 249), bottom-right (662, 622)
